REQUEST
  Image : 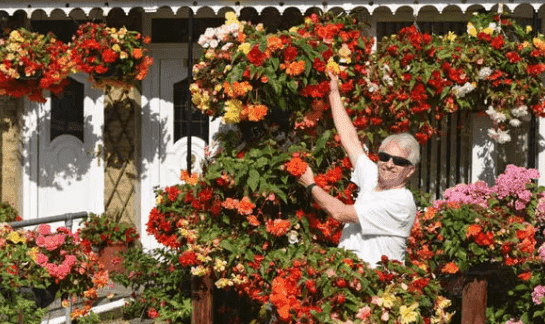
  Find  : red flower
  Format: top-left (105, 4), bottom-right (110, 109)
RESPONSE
top-left (285, 157), bottom-right (307, 177)
top-left (178, 250), bottom-right (198, 267)
top-left (283, 45), bottom-right (298, 62)
top-left (247, 45), bottom-right (268, 66)
top-left (101, 48), bottom-right (119, 63)
top-left (518, 272), bottom-right (532, 281)
top-left (491, 35), bottom-right (505, 50)
top-left (266, 219), bottom-right (291, 237)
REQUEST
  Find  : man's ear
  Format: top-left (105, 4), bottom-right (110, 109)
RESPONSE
top-left (405, 165), bottom-right (416, 180)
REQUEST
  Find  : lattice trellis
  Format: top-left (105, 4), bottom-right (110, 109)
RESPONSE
top-left (103, 88), bottom-right (138, 224)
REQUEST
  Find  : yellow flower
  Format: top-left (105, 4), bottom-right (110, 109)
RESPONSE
top-left (527, 25), bottom-right (533, 33)
top-left (534, 37), bottom-right (545, 51)
top-left (213, 258), bottom-right (227, 272)
top-left (446, 31), bottom-right (457, 42)
top-left (9, 30), bottom-right (23, 42)
top-left (400, 303), bottom-right (419, 324)
top-left (7, 231), bottom-right (24, 244)
top-left (482, 27), bottom-right (494, 35)
top-left (224, 99), bottom-right (243, 123)
top-left (112, 44), bottom-right (121, 52)
top-left (381, 293), bottom-right (396, 308)
top-left (155, 195), bottom-right (164, 205)
top-left (238, 42), bottom-right (251, 55)
top-left (304, 17), bottom-right (311, 25)
top-left (120, 51), bottom-right (128, 59)
top-left (27, 247), bottom-right (39, 261)
top-left (325, 58), bottom-right (340, 75)
top-left (467, 22), bottom-right (477, 37)
top-left (289, 26), bottom-right (299, 33)
top-left (215, 278), bottom-right (233, 288)
top-left (191, 265), bottom-right (208, 276)
top-left (225, 11), bottom-right (239, 25)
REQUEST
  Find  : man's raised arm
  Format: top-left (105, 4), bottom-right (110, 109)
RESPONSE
top-left (328, 73), bottom-right (364, 165)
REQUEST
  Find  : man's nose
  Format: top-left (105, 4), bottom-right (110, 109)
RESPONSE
top-left (385, 158), bottom-right (395, 167)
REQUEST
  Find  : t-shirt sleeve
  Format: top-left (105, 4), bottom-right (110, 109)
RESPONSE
top-left (350, 154), bottom-right (378, 192)
top-left (354, 190), bottom-right (416, 237)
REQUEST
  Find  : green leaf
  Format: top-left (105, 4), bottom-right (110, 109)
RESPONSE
top-left (248, 169), bottom-right (260, 192)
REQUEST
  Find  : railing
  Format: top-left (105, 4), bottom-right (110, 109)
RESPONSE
top-left (9, 211), bottom-right (88, 324)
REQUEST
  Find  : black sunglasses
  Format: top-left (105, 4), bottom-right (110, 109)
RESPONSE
top-left (377, 152), bottom-right (413, 166)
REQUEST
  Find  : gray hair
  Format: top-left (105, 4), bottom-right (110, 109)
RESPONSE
top-left (379, 133), bottom-right (420, 165)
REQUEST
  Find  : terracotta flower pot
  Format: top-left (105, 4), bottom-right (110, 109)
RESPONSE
top-left (98, 242), bottom-right (128, 273)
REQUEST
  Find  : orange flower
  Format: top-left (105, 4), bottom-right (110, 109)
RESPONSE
top-left (423, 207), bottom-right (437, 220)
top-left (518, 272), bottom-right (532, 281)
top-left (242, 104), bottom-right (268, 122)
top-left (266, 219), bottom-right (291, 237)
top-left (285, 60), bottom-right (305, 76)
top-left (266, 35), bottom-right (283, 51)
top-left (466, 224), bottom-right (482, 239)
top-left (132, 48), bottom-right (143, 59)
top-left (238, 196), bottom-right (256, 215)
top-left (180, 170), bottom-right (199, 185)
top-left (221, 197), bottom-right (239, 210)
top-left (247, 215), bottom-right (260, 226)
top-left (223, 81), bottom-right (252, 98)
top-left (441, 262), bottom-right (459, 274)
top-left (285, 157), bottom-right (307, 177)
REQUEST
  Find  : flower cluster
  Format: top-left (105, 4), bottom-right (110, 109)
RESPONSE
top-left (78, 212), bottom-right (139, 252)
top-left (0, 28), bottom-right (73, 102)
top-left (193, 11), bottom-right (545, 149)
top-left (408, 164), bottom-right (545, 322)
top-left (70, 22), bottom-right (153, 89)
top-left (0, 222), bottom-right (108, 321)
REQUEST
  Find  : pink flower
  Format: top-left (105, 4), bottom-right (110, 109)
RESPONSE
top-left (147, 307), bottom-right (159, 319)
top-left (37, 224), bottom-right (51, 235)
top-left (45, 263), bottom-right (57, 276)
top-left (56, 263), bottom-right (71, 279)
top-left (36, 253), bottom-right (49, 266)
top-left (64, 255), bottom-right (77, 267)
top-left (533, 285), bottom-right (545, 305)
top-left (356, 306), bottom-right (372, 320)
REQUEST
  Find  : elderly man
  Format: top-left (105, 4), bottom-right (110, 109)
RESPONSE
top-left (298, 74), bottom-right (420, 267)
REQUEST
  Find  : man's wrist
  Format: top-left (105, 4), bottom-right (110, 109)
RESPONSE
top-left (306, 183), bottom-right (317, 195)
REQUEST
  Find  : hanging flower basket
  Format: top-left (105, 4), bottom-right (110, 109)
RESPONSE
top-left (0, 28), bottom-right (73, 102)
top-left (70, 22), bottom-right (153, 89)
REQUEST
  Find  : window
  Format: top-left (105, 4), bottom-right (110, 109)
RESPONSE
top-left (173, 78), bottom-right (209, 143)
top-left (51, 77), bottom-right (84, 142)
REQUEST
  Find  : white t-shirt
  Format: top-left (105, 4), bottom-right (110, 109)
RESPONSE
top-left (338, 154), bottom-right (416, 268)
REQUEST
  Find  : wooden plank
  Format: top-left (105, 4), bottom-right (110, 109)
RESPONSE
top-left (192, 274), bottom-right (213, 324)
top-left (462, 277), bottom-right (487, 324)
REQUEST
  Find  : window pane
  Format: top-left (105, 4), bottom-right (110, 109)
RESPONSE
top-left (173, 79), bottom-right (209, 143)
top-left (51, 77), bottom-right (84, 142)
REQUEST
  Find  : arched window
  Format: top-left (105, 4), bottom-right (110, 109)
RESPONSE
top-left (51, 77), bottom-right (84, 142)
top-left (173, 78), bottom-right (209, 143)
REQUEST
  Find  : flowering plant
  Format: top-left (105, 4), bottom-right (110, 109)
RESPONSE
top-left (407, 164), bottom-right (545, 322)
top-left (78, 212), bottom-right (139, 252)
top-left (0, 223), bottom-right (109, 322)
top-left (70, 22), bottom-right (153, 89)
top-left (0, 28), bottom-right (73, 102)
top-left (192, 11), bottom-right (545, 149)
top-left (0, 201), bottom-right (21, 222)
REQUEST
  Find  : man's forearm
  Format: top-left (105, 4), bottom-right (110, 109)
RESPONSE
top-left (309, 185), bottom-right (358, 224)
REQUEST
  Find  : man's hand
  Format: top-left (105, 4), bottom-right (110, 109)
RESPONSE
top-left (297, 166), bottom-right (315, 187)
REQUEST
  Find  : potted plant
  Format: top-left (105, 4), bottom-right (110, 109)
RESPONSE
top-left (70, 22), bottom-right (153, 89)
top-left (0, 28), bottom-right (73, 102)
top-left (78, 212), bottom-right (139, 273)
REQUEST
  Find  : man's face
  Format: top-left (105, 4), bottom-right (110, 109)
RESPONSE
top-left (377, 140), bottom-right (415, 190)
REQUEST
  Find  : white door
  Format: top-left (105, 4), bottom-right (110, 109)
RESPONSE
top-left (23, 74), bottom-right (104, 231)
top-left (141, 45), bottom-right (220, 249)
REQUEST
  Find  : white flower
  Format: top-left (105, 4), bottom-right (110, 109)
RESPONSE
top-left (368, 83), bottom-right (378, 93)
top-left (204, 28), bottom-right (215, 38)
top-left (209, 39), bottom-right (219, 49)
top-left (221, 42), bottom-right (233, 51)
top-left (511, 105), bottom-right (529, 118)
top-left (509, 118), bottom-right (522, 127)
top-left (488, 128), bottom-right (511, 143)
top-left (485, 106), bottom-right (506, 123)
top-left (287, 230), bottom-right (299, 244)
top-left (452, 82), bottom-right (475, 98)
top-left (478, 67), bottom-right (493, 79)
top-left (383, 75), bottom-right (394, 87)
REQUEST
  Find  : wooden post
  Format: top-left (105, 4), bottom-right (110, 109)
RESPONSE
top-left (192, 274), bottom-right (213, 324)
top-left (461, 276), bottom-right (487, 324)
